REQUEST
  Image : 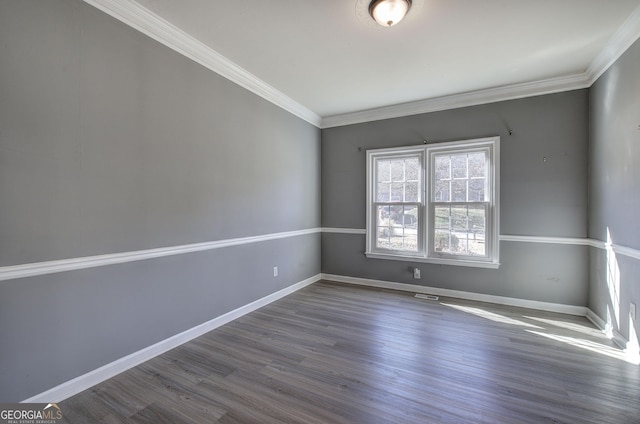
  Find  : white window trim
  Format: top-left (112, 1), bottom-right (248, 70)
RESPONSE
top-left (366, 148), bottom-right (425, 256)
top-left (365, 136), bottom-right (500, 269)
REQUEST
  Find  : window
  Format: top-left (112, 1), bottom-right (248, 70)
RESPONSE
top-left (366, 137), bottom-right (499, 268)
top-left (372, 150), bottom-right (424, 254)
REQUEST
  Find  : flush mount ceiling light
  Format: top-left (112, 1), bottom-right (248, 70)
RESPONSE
top-left (369, 0), bottom-right (412, 27)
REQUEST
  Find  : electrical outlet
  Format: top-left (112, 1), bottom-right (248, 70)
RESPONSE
top-left (273, 266), bottom-right (278, 277)
top-left (413, 267), bottom-right (421, 279)
top-left (631, 302), bottom-right (636, 321)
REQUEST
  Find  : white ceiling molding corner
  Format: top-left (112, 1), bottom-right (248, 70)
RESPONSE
top-left (82, 1), bottom-right (639, 130)
top-left (586, 4), bottom-right (640, 84)
top-left (320, 73), bottom-right (591, 129)
top-left (82, 0), bottom-right (322, 127)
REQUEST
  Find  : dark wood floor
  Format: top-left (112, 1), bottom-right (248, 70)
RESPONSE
top-left (60, 281), bottom-right (640, 423)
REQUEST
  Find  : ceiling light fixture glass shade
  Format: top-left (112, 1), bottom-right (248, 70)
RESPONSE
top-left (369, 0), bottom-right (412, 27)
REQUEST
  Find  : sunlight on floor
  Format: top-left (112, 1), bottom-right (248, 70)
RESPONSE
top-left (523, 316), bottom-right (606, 338)
top-left (440, 303), bottom-right (543, 329)
top-left (526, 330), bottom-right (639, 365)
top-left (440, 301), bottom-right (639, 365)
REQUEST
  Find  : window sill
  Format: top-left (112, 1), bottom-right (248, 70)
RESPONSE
top-left (364, 252), bottom-right (500, 269)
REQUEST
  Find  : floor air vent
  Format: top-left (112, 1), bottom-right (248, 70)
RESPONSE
top-left (415, 294), bottom-right (439, 301)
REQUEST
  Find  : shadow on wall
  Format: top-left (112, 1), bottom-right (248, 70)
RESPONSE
top-left (603, 227), bottom-right (639, 362)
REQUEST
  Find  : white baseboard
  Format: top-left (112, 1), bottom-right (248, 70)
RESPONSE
top-left (585, 308), bottom-right (612, 335)
top-left (321, 273), bottom-right (587, 316)
top-left (612, 329), bottom-right (640, 364)
top-left (611, 329), bottom-right (628, 351)
top-left (583, 309), bottom-right (640, 364)
top-left (22, 274), bottom-right (321, 403)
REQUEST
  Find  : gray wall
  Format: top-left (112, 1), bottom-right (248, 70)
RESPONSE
top-left (0, 0), bottom-right (320, 401)
top-left (588, 37), bottom-right (640, 343)
top-left (322, 91), bottom-right (589, 305)
top-left (3, 0), bottom-right (635, 405)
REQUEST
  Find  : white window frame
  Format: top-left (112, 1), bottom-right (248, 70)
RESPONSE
top-left (366, 136), bottom-right (500, 269)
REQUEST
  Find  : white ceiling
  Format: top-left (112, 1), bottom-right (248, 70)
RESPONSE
top-left (100, 0), bottom-right (640, 125)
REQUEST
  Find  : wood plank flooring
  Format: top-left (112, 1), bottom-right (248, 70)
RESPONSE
top-left (60, 281), bottom-right (640, 423)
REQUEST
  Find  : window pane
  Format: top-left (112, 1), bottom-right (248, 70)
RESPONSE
top-left (434, 205), bottom-right (450, 229)
top-left (401, 205), bottom-right (418, 251)
top-left (377, 160), bottom-right (390, 182)
top-left (406, 158), bottom-right (419, 181)
top-left (451, 205), bottom-right (468, 231)
top-left (375, 204), bottom-right (418, 252)
top-left (451, 180), bottom-right (467, 202)
top-left (390, 183), bottom-right (404, 202)
top-left (467, 204), bottom-right (487, 256)
top-left (402, 205), bottom-right (418, 229)
top-left (456, 230), bottom-right (487, 256)
top-left (435, 156), bottom-right (450, 180)
top-left (435, 151), bottom-right (488, 203)
top-left (405, 182), bottom-right (419, 202)
top-left (435, 180), bottom-right (450, 202)
top-left (404, 234), bottom-right (418, 250)
top-left (469, 179), bottom-right (485, 201)
top-left (433, 204), bottom-right (486, 256)
top-left (451, 154), bottom-right (467, 179)
top-left (376, 228), bottom-right (391, 249)
top-left (468, 152), bottom-right (486, 178)
top-left (376, 206), bottom-right (391, 249)
top-left (377, 205), bottom-right (391, 224)
top-left (434, 230), bottom-right (451, 252)
top-left (469, 204), bottom-right (485, 233)
top-left (390, 161), bottom-right (404, 181)
top-left (377, 156), bottom-right (422, 203)
top-left (376, 182), bottom-right (390, 202)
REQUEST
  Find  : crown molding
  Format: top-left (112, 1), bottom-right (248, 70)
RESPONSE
top-left (320, 73), bottom-right (590, 128)
top-left (321, 3), bottom-right (640, 129)
top-left (82, 0), bottom-right (322, 127)
top-left (82, 1), bottom-right (640, 130)
top-left (586, 4), bottom-right (640, 84)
